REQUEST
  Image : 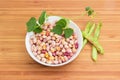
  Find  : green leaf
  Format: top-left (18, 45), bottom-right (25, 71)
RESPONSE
top-left (85, 6), bottom-right (95, 16)
top-left (88, 10), bottom-right (92, 16)
top-left (51, 26), bottom-right (63, 35)
top-left (56, 19), bottom-right (67, 28)
top-left (26, 17), bottom-right (36, 32)
top-left (39, 11), bottom-right (46, 25)
top-left (85, 6), bottom-right (91, 11)
top-left (85, 7), bottom-right (94, 16)
top-left (33, 27), bottom-right (42, 33)
top-left (64, 28), bottom-right (73, 38)
top-left (51, 18), bottom-right (73, 38)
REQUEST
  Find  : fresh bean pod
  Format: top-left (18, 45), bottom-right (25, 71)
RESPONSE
top-left (82, 22), bottom-right (95, 48)
top-left (82, 31), bottom-right (104, 54)
top-left (92, 22), bottom-right (102, 61)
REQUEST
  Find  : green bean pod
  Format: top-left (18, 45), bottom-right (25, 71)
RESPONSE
top-left (92, 22), bottom-right (102, 61)
top-left (82, 31), bottom-right (104, 54)
top-left (82, 23), bottom-right (95, 48)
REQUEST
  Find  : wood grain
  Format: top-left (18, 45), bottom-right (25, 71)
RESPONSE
top-left (0, 0), bottom-right (120, 80)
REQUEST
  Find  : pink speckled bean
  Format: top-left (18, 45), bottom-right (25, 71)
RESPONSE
top-left (30, 22), bottom-right (79, 64)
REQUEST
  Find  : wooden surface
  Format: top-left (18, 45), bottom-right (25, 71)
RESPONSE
top-left (0, 0), bottom-right (120, 80)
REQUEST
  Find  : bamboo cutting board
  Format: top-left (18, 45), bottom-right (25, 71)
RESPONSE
top-left (0, 0), bottom-right (120, 80)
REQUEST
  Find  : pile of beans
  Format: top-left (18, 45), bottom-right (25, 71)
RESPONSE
top-left (30, 23), bottom-right (79, 64)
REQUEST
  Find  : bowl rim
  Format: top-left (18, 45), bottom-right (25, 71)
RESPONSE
top-left (25, 16), bottom-right (83, 67)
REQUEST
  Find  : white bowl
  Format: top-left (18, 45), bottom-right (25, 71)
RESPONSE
top-left (25, 16), bottom-right (83, 67)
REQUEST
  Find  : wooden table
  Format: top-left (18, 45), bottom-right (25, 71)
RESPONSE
top-left (0, 0), bottom-right (120, 80)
